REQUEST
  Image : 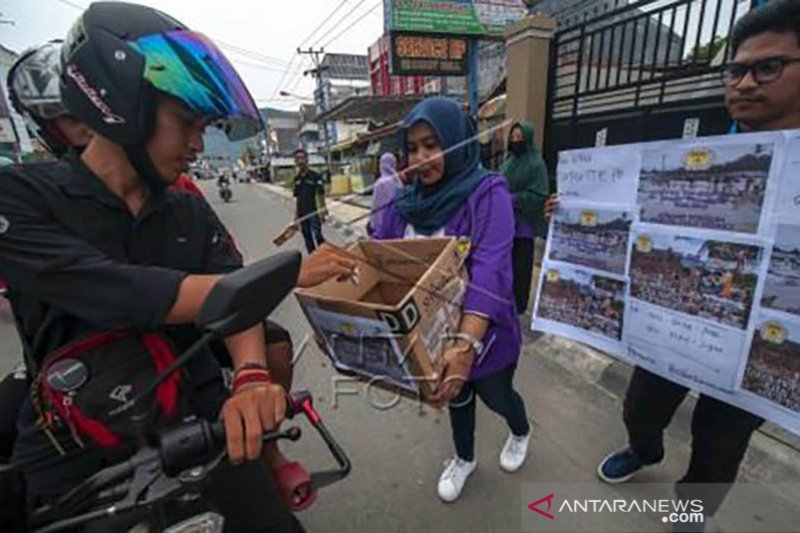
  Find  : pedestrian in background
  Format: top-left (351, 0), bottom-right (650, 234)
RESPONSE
top-left (292, 148), bottom-right (327, 253)
top-left (367, 152), bottom-right (402, 237)
top-left (499, 121), bottom-right (550, 314)
top-left (372, 98), bottom-right (531, 504)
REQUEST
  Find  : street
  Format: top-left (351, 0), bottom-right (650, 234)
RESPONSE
top-left (1, 180), bottom-right (799, 532)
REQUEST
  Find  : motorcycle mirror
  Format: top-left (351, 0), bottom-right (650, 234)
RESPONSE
top-left (196, 251), bottom-right (302, 338)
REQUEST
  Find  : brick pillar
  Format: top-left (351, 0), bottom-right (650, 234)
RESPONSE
top-left (504, 16), bottom-right (557, 146)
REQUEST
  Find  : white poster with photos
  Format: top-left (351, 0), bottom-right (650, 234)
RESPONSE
top-left (532, 130), bottom-right (800, 436)
top-left (623, 226), bottom-right (770, 392)
top-left (545, 202), bottom-right (634, 276)
top-left (533, 261), bottom-right (629, 359)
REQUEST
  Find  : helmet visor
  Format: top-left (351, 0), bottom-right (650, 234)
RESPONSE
top-left (130, 30), bottom-right (263, 141)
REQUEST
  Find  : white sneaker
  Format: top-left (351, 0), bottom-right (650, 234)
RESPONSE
top-left (437, 456), bottom-right (477, 503)
top-left (499, 430), bottom-right (531, 473)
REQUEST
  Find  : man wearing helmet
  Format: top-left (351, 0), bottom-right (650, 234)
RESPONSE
top-left (7, 40), bottom-right (91, 157)
top-left (0, 2), bottom-right (356, 530)
top-left (3, 38), bottom-right (318, 519)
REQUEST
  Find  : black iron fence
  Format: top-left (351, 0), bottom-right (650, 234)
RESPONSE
top-left (544, 0), bottom-right (767, 168)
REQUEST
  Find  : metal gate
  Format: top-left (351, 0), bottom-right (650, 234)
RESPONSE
top-left (543, 0), bottom-right (766, 169)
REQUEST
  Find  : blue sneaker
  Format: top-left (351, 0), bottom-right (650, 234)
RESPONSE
top-left (596, 447), bottom-right (645, 483)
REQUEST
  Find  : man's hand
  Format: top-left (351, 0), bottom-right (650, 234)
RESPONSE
top-left (431, 343), bottom-right (475, 408)
top-left (543, 194), bottom-right (559, 222)
top-left (297, 243), bottom-right (358, 288)
top-left (221, 383), bottom-right (286, 463)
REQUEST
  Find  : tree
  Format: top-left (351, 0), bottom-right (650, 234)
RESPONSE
top-left (687, 36), bottom-right (728, 62)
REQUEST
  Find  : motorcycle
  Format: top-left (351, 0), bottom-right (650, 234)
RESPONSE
top-left (218, 181), bottom-right (232, 203)
top-left (24, 252), bottom-right (351, 533)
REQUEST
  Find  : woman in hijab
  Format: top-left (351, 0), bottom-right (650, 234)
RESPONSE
top-left (367, 152), bottom-right (402, 237)
top-left (372, 98), bottom-right (531, 503)
top-left (499, 122), bottom-right (550, 314)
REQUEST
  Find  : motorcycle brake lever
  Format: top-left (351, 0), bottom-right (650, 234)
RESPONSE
top-left (139, 426), bottom-right (304, 505)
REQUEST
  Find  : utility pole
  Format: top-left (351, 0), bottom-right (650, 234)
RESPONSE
top-left (298, 47), bottom-right (333, 175)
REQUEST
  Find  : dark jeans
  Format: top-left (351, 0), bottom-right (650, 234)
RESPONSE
top-left (0, 369), bottom-right (27, 459)
top-left (623, 367), bottom-right (764, 516)
top-left (450, 363), bottom-right (530, 462)
top-left (300, 216), bottom-right (325, 254)
top-left (512, 238), bottom-right (535, 315)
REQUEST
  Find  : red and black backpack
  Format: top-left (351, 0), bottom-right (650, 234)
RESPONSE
top-left (33, 330), bottom-right (186, 449)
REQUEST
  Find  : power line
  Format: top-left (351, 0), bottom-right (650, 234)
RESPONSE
top-left (286, 56), bottom-right (312, 94)
top-left (321, 2), bottom-right (381, 48)
top-left (215, 40), bottom-right (292, 68)
top-left (273, 0), bottom-right (353, 97)
top-left (298, 0), bottom-right (351, 47)
top-left (228, 57), bottom-right (290, 74)
top-left (271, 54), bottom-right (300, 99)
top-left (54, 0), bottom-right (83, 9)
top-left (310, 0), bottom-right (371, 47)
top-left (52, 0), bottom-right (301, 73)
top-left (50, 0), bottom-right (322, 101)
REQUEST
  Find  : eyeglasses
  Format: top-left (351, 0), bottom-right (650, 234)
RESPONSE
top-left (723, 56), bottom-right (800, 87)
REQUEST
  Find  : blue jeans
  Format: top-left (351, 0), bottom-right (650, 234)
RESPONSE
top-left (449, 363), bottom-right (530, 462)
top-left (300, 216), bottom-right (325, 254)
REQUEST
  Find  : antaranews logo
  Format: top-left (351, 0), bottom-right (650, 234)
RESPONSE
top-left (528, 494), bottom-right (555, 520)
top-left (526, 492), bottom-right (704, 527)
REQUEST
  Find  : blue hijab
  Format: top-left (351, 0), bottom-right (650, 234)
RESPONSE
top-left (395, 98), bottom-right (491, 235)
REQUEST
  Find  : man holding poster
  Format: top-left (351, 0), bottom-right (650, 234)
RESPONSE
top-left (596, 2), bottom-right (800, 531)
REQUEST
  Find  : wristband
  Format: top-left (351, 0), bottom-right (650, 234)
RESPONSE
top-left (235, 362), bottom-right (268, 376)
top-left (233, 369), bottom-right (271, 394)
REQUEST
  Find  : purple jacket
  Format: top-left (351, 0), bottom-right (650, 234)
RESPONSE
top-left (373, 174), bottom-right (522, 380)
top-left (369, 174), bottom-right (401, 235)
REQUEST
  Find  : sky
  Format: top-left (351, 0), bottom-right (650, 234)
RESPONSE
top-left (0, 0), bottom-right (385, 110)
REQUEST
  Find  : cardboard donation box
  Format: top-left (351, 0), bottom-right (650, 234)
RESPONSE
top-left (295, 237), bottom-right (470, 402)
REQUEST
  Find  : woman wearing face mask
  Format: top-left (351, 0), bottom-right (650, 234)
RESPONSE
top-left (372, 98), bottom-right (531, 503)
top-left (499, 122), bottom-right (550, 315)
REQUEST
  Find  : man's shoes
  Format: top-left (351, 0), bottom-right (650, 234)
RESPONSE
top-left (596, 447), bottom-right (646, 483)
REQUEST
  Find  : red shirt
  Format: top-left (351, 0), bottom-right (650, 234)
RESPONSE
top-left (171, 174), bottom-right (206, 199)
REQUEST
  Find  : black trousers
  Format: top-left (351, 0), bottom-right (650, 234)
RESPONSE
top-left (300, 216), bottom-right (325, 254)
top-left (450, 364), bottom-right (530, 462)
top-left (512, 238), bottom-right (535, 315)
top-left (0, 370), bottom-right (27, 459)
top-left (623, 367), bottom-right (764, 515)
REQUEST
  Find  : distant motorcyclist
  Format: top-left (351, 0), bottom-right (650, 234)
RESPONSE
top-left (218, 171), bottom-right (233, 201)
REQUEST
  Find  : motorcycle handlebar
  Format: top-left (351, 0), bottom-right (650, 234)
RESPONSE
top-left (160, 393), bottom-right (304, 476)
top-left (34, 391), bottom-right (349, 533)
